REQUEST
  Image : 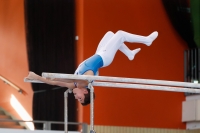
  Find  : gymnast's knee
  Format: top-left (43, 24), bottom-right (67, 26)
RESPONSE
top-left (115, 30), bottom-right (124, 35)
top-left (106, 31), bottom-right (114, 35)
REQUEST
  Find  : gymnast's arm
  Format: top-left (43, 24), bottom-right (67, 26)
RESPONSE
top-left (26, 72), bottom-right (75, 89)
top-left (75, 70), bottom-right (94, 88)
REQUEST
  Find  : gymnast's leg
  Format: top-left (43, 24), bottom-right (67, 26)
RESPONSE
top-left (96, 30), bottom-right (158, 67)
top-left (95, 31), bottom-right (114, 54)
top-left (96, 31), bottom-right (141, 61)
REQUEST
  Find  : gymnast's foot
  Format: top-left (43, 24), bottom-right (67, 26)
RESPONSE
top-left (128, 48), bottom-right (141, 60)
top-left (146, 31), bottom-right (158, 46)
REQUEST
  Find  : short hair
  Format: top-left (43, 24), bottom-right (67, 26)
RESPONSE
top-left (81, 88), bottom-right (95, 106)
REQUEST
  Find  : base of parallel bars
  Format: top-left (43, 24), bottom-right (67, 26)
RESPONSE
top-left (90, 130), bottom-right (96, 133)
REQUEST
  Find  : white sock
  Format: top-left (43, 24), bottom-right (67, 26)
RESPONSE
top-left (145, 31), bottom-right (158, 46)
top-left (128, 48), bottom-right (141, 60)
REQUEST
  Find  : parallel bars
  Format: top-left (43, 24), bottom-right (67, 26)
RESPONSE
top-left (24, 72), bottom-right (200, 133)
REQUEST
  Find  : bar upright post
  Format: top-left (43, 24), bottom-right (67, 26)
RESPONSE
top-left (88, 82), bottom-right (96, 133)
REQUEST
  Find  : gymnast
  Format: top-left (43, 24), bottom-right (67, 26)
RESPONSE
top-left (26, 30), bottom-right (158, 106)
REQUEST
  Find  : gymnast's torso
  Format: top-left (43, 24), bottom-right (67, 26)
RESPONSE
top-left (74, 54), bottom-right (103, 76)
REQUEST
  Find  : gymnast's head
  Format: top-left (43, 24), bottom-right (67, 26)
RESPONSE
top-left (72, 87), bottom-right (95, 106)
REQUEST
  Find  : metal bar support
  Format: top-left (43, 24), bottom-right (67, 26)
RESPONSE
top-left (88, 82), bottom-right (96, 133)
top-left (64, 90), bottom-right (68, 133)
top-left (43, 122), bottom-right (51, 130)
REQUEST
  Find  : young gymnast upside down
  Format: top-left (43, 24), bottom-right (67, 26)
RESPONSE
top-left (26, 30), bottom-right (158, 106)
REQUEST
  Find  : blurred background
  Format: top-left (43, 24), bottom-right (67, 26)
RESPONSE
top-left (0, 0), bottom-right (199, 132)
